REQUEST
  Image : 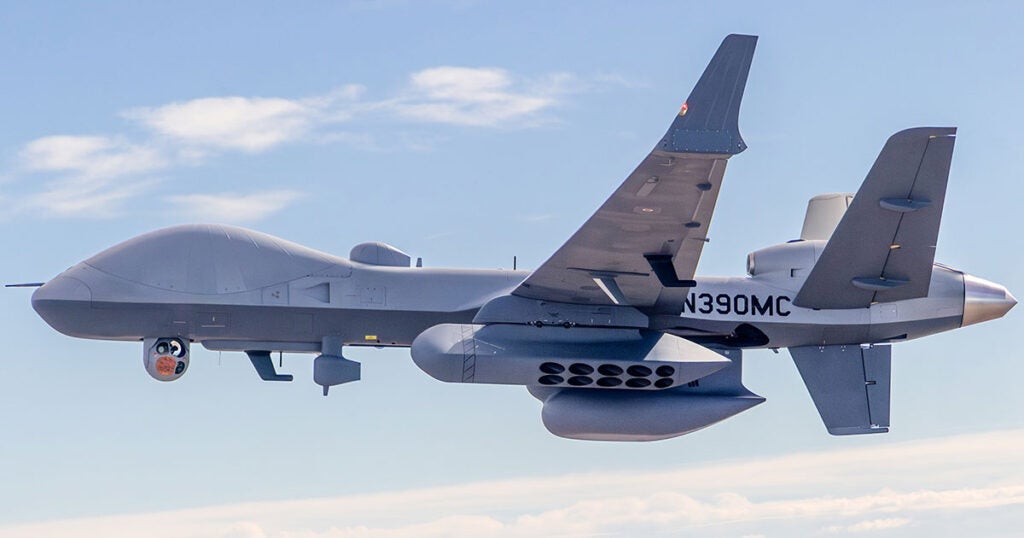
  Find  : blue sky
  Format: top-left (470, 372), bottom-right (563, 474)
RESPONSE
top-left (1, 1), bottom-right (1023, 536)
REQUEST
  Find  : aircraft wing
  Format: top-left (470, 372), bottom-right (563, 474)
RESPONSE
top-left (512, 34), bottom-right (757, 312)
top-left (794, 127), bottom-right (956, 309)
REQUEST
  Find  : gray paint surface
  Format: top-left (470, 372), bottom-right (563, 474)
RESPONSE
top-left (795, 128), bottom-right (956, 309)
top-left (791, 345), bottom-right (891, 435)
top-left (26, 34), bottom-right (1016, 441)
top-left (513, 35), bottom-right (756, 310)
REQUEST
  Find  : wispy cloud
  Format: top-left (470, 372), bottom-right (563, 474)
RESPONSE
top-left (2, 429), bottom-right (1022, 537)
top-left (6, 67), bottom-right (583, 219)
top-left (21, 135), bottom-right (165, 178)
top-left (515, 213), bottom-right (554, 223)
top-left (23, 177), bottom-right (158, 218)
top-left (170, 190), bottom-right (305, 222)
top-left (391, 67), bottom-right (574, 127)
top-left (128, 96), bottom-right (317, 152)
top-left (123, 85), bottom-right (364, 153)
top-left (824, 517), bottom-right (913, 533)
top-left (17, 135), bottom-right (166, 217)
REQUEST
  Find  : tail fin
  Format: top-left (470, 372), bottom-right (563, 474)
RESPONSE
top-left (793, 127), bottom-right (956, 309)
top-left (657, 34), bottom-right (757, 155)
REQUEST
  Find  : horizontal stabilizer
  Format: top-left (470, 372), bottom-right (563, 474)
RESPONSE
top-left (790, 345), bottom-right (891, 435)
top-left (794, 127), bottom-right (956, 309)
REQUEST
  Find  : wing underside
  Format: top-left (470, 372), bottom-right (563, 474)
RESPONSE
top-left (513, 34), bottom-right (757, 311)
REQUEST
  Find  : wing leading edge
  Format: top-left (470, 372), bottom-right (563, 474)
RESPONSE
top-left (513, 34), bottom-right (757, 310)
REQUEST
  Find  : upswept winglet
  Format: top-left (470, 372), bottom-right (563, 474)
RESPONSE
top-left (658, 34), bottom-right (757, 155)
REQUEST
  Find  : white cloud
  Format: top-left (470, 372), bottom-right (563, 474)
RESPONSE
top-left (221, 522), bottom-right (268, 538)
top-left (6, 67), bottom-right (586, 219)
top-left (23, 177), bottom-right (158, 218)
top-left (124, 85), bottom-right (365, 153)
top-left (169, 190), bottom-right (305, 222)
top-left (391, 67), bottom-right (573, 127)
top-left (127, 97), bottom-right (317, 152)
top-left (824, 517), bottom-right (913, 533)
top-left (123, 71), bottom-right (566, 153)
top-left (1, 429), bottom-right (1023, 538)
top-left (21, 135), bottom-right (165, 178)
top-left (16, 135), bottom-right (165, 217)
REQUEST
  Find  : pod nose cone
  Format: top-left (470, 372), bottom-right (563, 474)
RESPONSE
top-left (963, 274), bottom-right (1016, 327)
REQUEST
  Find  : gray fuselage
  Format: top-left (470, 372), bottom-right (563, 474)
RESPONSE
top-left (31, 224), bottom-right (1004, 355)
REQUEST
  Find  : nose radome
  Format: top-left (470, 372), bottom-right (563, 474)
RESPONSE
top-left (31, 274), bottom-right (97, 338)
top-left (963, 274), bottom-right (1017, 327)
top-left (32, 275), bottom-right (92, 303)
top-left (31, 275), bottom-right (92, 323)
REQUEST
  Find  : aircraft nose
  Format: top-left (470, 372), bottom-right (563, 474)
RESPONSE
top-left (962, 274), bottom-right (1017, 327)
top-left (31, 275), bottom-right (92, 328)
top-left (32, 275), bottom-right (92, 303)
